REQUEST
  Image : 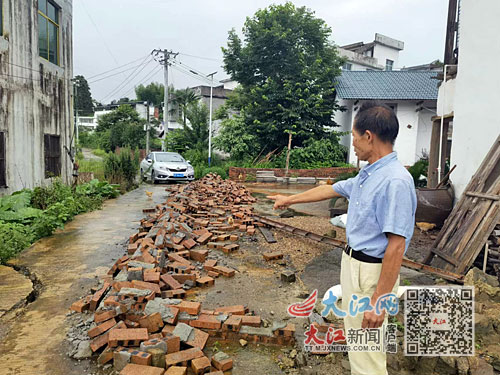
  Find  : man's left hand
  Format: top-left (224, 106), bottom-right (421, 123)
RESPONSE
top-left (362, 308), bottom-right (385, 329)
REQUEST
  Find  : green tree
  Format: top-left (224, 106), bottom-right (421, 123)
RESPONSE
top-left (74, 75), bottom-right (94, 116)
top-left (221, 2), bottom-right (343, 158)
top-left (214, 112), bottom-right (258, 161)
top-left (172, 88), bottom-right (200, 126)
top-left (96, 105), bottom-right (150, 152)
top-left (135, 82), bottom-right (165, 107)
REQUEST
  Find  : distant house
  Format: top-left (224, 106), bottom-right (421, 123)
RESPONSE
top-left (338, 33), bottom-right (404, 71)
top-left (335, 70), bottom-right (439, 167)
top-left (430, 0), bottom-right (500, 198)
top-left (0, 0), bottom-right (74, 195)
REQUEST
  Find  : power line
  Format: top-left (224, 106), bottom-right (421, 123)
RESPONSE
top-left (170, 61), bottom-right (213, 85)
top-left (87, 55), bottom-right (150, 80)
top-left (88, 63), bottom-right (148, 84)
top-left (100, 55), bottom-right (152, 103)
top-left (116, 64), bottom-right (163, 100)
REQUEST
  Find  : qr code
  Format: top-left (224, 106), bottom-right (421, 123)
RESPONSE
top-left (404, 286), bottom-right (474, 356)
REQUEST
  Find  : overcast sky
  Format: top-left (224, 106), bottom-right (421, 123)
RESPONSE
top-left (74, 0), bottom-right (448, 104)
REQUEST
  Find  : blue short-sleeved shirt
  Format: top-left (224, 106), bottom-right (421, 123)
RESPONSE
top-left (332, 152), bottom-right (417, 258)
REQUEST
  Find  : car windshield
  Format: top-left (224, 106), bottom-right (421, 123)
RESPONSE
top-left (154, 153), bottom-right (184, 163)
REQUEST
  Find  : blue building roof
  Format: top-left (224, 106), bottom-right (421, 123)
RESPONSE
top-left (336, 71), bottom-right (439, 100)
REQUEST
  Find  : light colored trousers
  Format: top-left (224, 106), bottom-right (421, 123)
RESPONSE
top-left (340, 251), bottom-right (399, 375)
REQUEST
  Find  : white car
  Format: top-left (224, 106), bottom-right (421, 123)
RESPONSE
top-left (140, 152), bottom-right (195, 183)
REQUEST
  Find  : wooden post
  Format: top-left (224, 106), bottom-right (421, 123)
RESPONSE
top-left (439, 119), bottom-right (450, 183)
top-left (285, 132), bottom-right (292, 177)
top-left (427, 118), bottom-right (441, 188)
top-left (483, 243), bottom-right (489, 273)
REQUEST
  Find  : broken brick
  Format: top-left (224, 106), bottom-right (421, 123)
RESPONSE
top-left (181, 238), bottom-right (197, 249)
top-left (211, 352), bottom-right (233, 371)
top-left (263, 251), bottom-right (283, 261)
top-left (70, 295), bottom-right (92, 313)
top-left (196, 232), bottom-right (212, 245)
top-left (196, 276), bottom-right (215, 287)
top-left (88, 318), bottom-right (117, 338)
top-left (162, 332), bottom-right (181, 353)
top-left (90, 283), bottom-right (111, 311)
top-left (207, 271), bottom-right (219, 278)
top-left (203, 259), bottom-right (217, 271)
top-left (95, 309), bottom-right (118, 323)
top-left (189, 249), bottom-right (208, 262)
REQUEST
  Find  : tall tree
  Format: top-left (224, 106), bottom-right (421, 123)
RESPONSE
top-left (221, 2), bottom-right (343, 156)
top-left (135, 82), bottom-right (165, 107)
top-left (74, 75), bottom-right (94, 116)
top-left (172, 88), bottom-right (201, 126)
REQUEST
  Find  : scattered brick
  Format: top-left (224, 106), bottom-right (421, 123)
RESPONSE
top-left (196, 276), bottom-right (215, 287)
top-left (203, 259), bottom-right (217, 271)
top-left (190, 314), bottom-right (221, 330)
top-left (88, 318), bottom-right (117, 338)
top-left (165, 367), bottom-right (187, 375)
top-left (222, 315), bottom-right (242, 332)
top-left (263, 251), bottom-right (283, 261)
top-left (207, 271), bottom-right (219, 278)
top-left (162, 332), bottom-right (181, 353)
top-left (229, 234), bottom-right (239, 241)
top-left (160, 274), bottom-right (183, 290)
top-left (90, 283), bottom-right (111, 311)
top-left (185, 327), bottom-right (209, 350)
top-left (212, 266), bottom-right (235, 277)
top-left (139, 312), bottom-right (164, 333)
top-left (241, 315), bottom-right (261, 327)
top-left (108, 328), bottom-right (149, 348)
top-left (215, 305), bottom-right (245, 315)
top-left (70, 295), bottom-right (92, 313)
top-left (211, 351), bottom-right (233, 371)
top-left (165, 348), bottom-right (204, 367)
top-left (222, 243), bottom-right (239, 253)
top-left (189, 249), bottom-right (208, 262)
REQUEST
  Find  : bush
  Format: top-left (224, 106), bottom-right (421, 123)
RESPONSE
top-left (197, 167), bottom-right (228, 180)
top-left (408, 158), bottom-right (428, 188)
top-left (92, 149), bottom-right (108, 158)
top-left (78, 159), bottom-right (106, 181)
top-left (104, 148), bottom-right (139, 191)
top-left (0, 222), bottom-right (34, 264)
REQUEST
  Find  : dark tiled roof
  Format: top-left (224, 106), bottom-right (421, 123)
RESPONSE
top-left (336, 70), bottom-right (439, 100)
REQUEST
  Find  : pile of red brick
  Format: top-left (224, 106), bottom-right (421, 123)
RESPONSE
top-left (70, 174), bottom-right (295, 374)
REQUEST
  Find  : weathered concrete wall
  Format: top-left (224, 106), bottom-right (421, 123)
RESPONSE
top-left (0, 0), bottom-right (73, 195)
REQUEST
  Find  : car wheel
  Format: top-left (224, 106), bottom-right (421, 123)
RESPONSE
top-left (151, 170), bottom-right (158, 184)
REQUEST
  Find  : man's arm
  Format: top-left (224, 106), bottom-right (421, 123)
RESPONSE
top-left (267, 185), bottom-right (342, 210)
top-left (362, 233), bottom-right (405, 329)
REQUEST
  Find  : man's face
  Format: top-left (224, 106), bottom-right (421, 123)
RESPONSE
top-left (352, 126), bottom-right (372, 161)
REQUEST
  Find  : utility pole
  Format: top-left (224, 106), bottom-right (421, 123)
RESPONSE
top-left (152, 49), bottom-right (178, 151)
top-left (145, 101), bottom-right (150, 154)
top-left (207, 71), bottom-right (217, 167)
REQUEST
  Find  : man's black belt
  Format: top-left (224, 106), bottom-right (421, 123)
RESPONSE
top-left (344, 244), bottom-right (383, 264)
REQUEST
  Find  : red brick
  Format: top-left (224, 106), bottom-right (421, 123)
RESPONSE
top-left (90, 283), bottom-right (111, 311)
top-left (90, 321), bottom-right (127, 352)
top-left (168, 253), bottom-right (192, 266)
top-left (189, 249), bottom-right (209, 262)
top-left (171, 273), bottom-right (196, 283)
top-left (97, 346), bottom-right (114, 365)
top-left (215, 305), bottom-right (245, 315)
top-left (239, 225), bottom-right (247, 232)
top-left (222, 243), bottom-right (239, 253)
top-left (211, 353), bottom-right (233, 371)
top-left (165, 367), bottom-right (187, 375)
top-left (229, 235), bottom-right (239, 241)
top-left (206, 372), bottom-right (223, 375)
top-left (217, 234), bottom-right (230, 242)
top-left (222, 315), bottom-right (242, 332)
top-left (191, 356), bottom-right (211, 375)
top-left (181, 238), bottom-right (197, 249)
top-left (120, 363), bottom-right (165, 375)
top-left (161, 274), bottom-right (183, 290)
top-left (162, 332), bottom-right (181, 353)
top-left (161, 289), bottom-right (186, 299)
top-left (212, 266), bottom-right (235, 277)
top-left (117, 348), bottom-right (152, 366)
top-left (241, 315), bottom-right (261, 327)
top-left (95, 309), bottom-right (118, 323)
top-left (203, 259), bottom-right (217, 271)
top-left (263, 251), bottom-right (283, 261)
top-left (108, 328), bottom-right (149, 348)
top-left (144, 271), bottom-right (161, 283)
top-left (88, 318), bottom-right (117, 338)
top-left (70, 295), bottom-right (92, 313)
top-left (131, 280), bottom-right (161, 295)
top-left (207, 242), bottom-right (218, 249)
top-left (139, 312), bottom-right (164, 333)
top-left (113, 281), bottom-right (134, 292)
top-left (207, 271), bottom-right (219, 278)
top-left (196, 276), bottom-right (215, 287)
top-left (185, 328), bottom-right (209, 350)
top-left (165, 348), bottom-right (204, 367)
top-left (161, 324), bottom-right (175, 336)
top-left (190, 314), bottom-right (221, 330)
top-left (196, 232), bottom-right (212, 245)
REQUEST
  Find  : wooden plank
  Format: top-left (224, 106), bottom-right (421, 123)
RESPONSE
top-left (429, 248), bottom-right (459, 266)
top-left (465, 192), bottom-right (500, 201)
top-left (258, 226), bottom-right (277, 243)
top-left (427, 119), bottom-right (442, 188)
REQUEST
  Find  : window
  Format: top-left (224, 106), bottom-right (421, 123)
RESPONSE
top-left (342, 63), bottom-right (352, 71)
top-left (38, 0), bottom-right (59, 65)
top-left (386, 59), bottom-right (394, 71)
top-left (0, 132), bottom-right (6, 187)
top-left (44, 134), bottom-right (61, 177)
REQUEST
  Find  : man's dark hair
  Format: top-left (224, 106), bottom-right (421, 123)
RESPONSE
top-left (354, 101), bottom-right (399, 144)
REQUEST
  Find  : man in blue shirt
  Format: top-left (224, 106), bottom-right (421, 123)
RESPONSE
top-left (268, 102), bottom-right (416, 375)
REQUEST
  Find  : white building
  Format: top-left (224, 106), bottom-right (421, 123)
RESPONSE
top-left (335, 71), bottom-right (439, 167)
top-left (433, 0), bottom-right (500, 198)
top-left (338, 33), bottom-right (404, 72)
top-left (0, 0), bottom-right (73, 195)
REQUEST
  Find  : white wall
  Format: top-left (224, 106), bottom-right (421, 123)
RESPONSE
top-left (0, 0), bottom-right (73, 195)
top-left (446, 0), bottom-right (500, 198)
top-left (415, 103), bottom-right (436, 159)
top-left (338, 100), bottom-right (431, 167)
top-left (373, 44), bottom-right (400, 70)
